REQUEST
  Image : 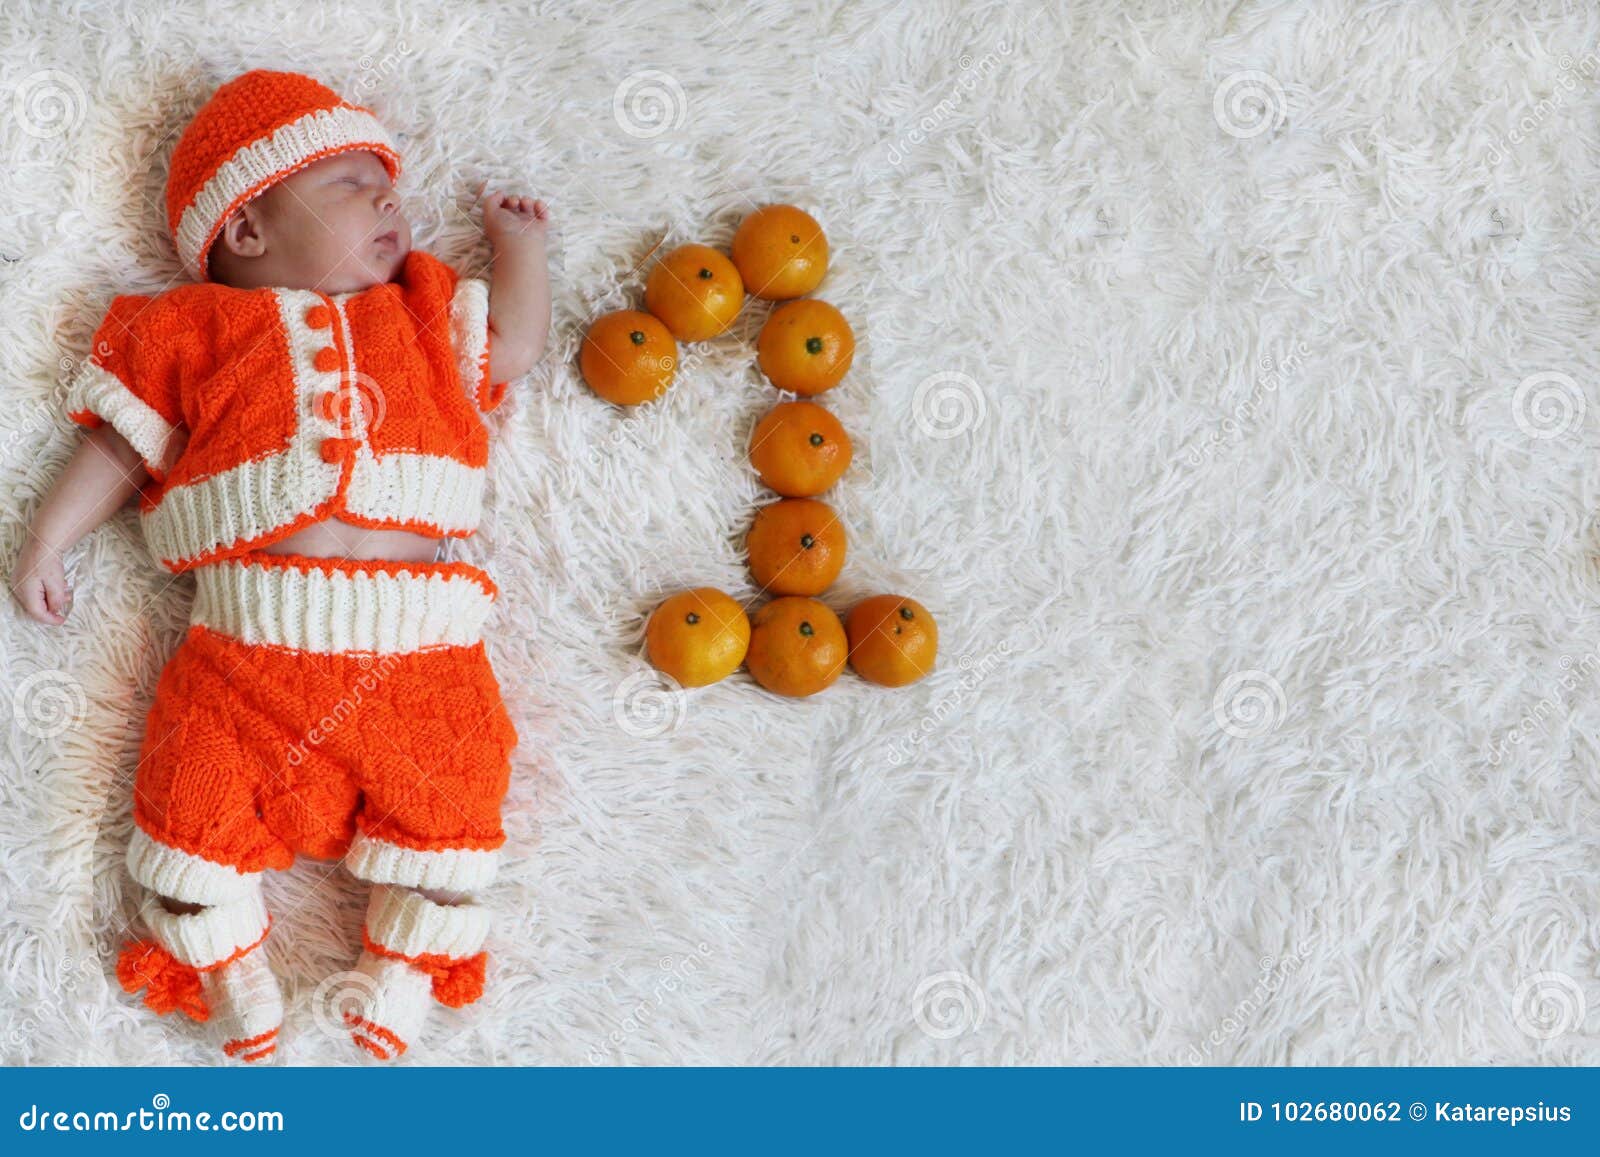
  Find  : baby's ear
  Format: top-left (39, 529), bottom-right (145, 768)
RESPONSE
top-left (216, 202), bottom-right (267, 259)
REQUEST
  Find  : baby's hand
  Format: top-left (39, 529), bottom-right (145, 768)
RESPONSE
top-left (480, 188), bottom-right (549, 249)
top-left (9, 540), bottom-right (71, 626)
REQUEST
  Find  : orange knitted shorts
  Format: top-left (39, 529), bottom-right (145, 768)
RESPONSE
top-left (126, 550), bottom-right (518, 903)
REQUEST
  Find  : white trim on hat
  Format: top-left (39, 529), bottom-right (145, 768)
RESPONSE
top-left (175, 103), bottom-right (400, 281)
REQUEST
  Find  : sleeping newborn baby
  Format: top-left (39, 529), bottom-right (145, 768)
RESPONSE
top-left (8, 70), bottom-right (550, 1063)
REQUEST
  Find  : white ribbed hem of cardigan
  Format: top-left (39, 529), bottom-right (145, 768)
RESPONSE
top-left (343, 447), bottom-right (486, 529)
top-left (176, 105), bottom-right (400, 281)
top-left (190, 556), bottom-right (495, 654)
top-left (344, 830), bottom-right (501, 892)
top-left (66, 361), bottom-right (183, 479)
top-left (140, 890), bottom-right (270, 970)
top-left (141, 447), bottom-right (484, 572)
top-left (126, 826), bottom-right (261, 905)
top-left (365, 884), bottom-right (490, 959)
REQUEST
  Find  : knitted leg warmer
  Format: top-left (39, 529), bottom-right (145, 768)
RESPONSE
top-left (117, 890), bottom-right (282, 1064)
top-left (343, 885), bottom-right (490, 1061)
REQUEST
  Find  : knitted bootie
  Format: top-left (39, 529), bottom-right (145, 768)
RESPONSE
top-left (343, 885), bottom-right (489, 1061)
top-left (203, 950), bottom-right (283, 1063)
top-left (118, 890), bottom-right (281, 1064)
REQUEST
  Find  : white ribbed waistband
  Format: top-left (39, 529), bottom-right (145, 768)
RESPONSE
top-left (191, 552), bottom-right (498, 655)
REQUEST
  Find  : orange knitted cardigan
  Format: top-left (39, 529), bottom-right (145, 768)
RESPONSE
top-left (66, 249), bottom-right (506, 573)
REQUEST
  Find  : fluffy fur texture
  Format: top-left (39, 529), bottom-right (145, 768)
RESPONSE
top-left (3, 0), bottom-right (1599, 1064)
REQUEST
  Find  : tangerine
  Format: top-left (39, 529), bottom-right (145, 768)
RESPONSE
top-left (644, 244), bottom-right (745, 341)
top-left (731, 205), bottom-right (829, 300)
top-left (756, 299), bottom-right (854, 395)
top-left (645, 588), bottom-right (751, 687)
top-left (579, 310), bottom-right (677, 405)
top-left (846, 595), bottom-right (937, 687)
top-left (748, 401), bottom-right (852, 496)
top-left (746, 597), bottom-right (847, 697)
top-left (747, 498), bottom-right (846, 596)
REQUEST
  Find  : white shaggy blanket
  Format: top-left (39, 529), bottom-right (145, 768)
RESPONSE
top-left (2, 0), bottom-right (1599, 1065)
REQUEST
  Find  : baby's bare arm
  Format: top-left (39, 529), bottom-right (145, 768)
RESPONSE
top-left (9, 426), bottom-right (151, 625)
top-left (480, 191), bottom-right (551, 385)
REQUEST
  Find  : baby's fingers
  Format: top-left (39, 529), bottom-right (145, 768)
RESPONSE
top-left (44, 574), bottom-right (71, 619)
top-left (15, 575), bottom-right (66, 624)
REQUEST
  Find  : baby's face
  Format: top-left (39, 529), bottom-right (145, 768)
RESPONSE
top-left (213, 150), bottom-right (411, 292)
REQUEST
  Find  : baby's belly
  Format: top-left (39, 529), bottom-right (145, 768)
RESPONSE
top-left (257, 515), bottom-right (443, 562)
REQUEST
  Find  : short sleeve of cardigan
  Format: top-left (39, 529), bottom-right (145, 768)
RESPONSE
top-left (64, 294), bottom-right (188, 481)
top-left (438, 260), bottom-right (509, 414)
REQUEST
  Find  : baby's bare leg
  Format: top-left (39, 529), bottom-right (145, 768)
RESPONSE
top-left (416, 886), bottom-right (467, 906)
top-left (156, 894), bottom-right (205, 915)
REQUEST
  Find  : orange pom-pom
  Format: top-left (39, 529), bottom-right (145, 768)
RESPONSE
top-left (361, 929), bottom-right (490, 1008)
top-left (428, 952), bottom-right (487, 1008)
top-left (117, 939), bottom-right (209, 1022)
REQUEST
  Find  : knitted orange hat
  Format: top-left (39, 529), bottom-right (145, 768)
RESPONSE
top-left (166, 70), bottom-right (401, 282)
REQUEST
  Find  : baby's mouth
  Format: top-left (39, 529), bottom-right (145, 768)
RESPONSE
top-left (375, 229), bottom-right (399, 248)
